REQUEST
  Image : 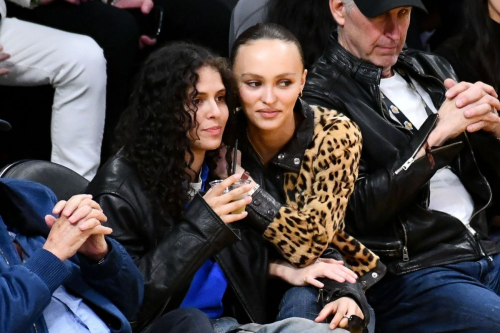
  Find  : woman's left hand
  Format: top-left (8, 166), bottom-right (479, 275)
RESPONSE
top-left (315, 297), bottom-right (364, 329)
top-left (270, 259), bottom-right (357, 288)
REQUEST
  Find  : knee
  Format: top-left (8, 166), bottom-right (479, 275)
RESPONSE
top-left (73, 36), bottom-right (106, 75)
top-left (282, 286), bottom-right (318, 304)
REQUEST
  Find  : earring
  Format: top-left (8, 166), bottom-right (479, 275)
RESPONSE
top-left (299, 91), bottom-right (303, 98)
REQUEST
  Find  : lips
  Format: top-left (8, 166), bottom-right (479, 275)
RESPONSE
top-left (257, 109), bottom-right (280, 119)
top-left (203, 126), bottom-right (222, 135)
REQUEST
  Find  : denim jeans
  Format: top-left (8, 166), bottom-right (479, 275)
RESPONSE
top-left (367, 253), bottom-right (500, 333)
top-left (211, 316), bottom-right (348, 333)
top-left (277, 286), bottom-right (375, 333)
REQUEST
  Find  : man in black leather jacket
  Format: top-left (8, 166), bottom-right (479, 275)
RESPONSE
top-left (303, 0), bottom-right (500, 331)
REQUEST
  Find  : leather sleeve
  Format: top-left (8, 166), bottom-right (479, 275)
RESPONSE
top-left (317, 249), bottom-right (370, 326)
top-left (94, 192), bottom-right (240, 327)
top-left (304, 94), bottom-right (464, 234)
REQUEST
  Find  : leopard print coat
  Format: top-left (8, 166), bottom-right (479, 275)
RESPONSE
top-left (262, 105), bottom-right (380, 277)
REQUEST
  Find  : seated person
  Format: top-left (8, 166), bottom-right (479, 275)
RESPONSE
top-left (226, 23), bottom-right (381, 332)
top-left (0, 0), bottom-right (106, 180)
top-left (87, 42), bottom-right (353, 333)
top-left (0, 154), bottom-right (144, 332)
top-left (303, 0), bottom-right (500, 332)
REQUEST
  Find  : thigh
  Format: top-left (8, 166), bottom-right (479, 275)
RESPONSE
top-left (7, 1), bottom-right (139, 69)
top-left (276, 286), bottom-right (323, 322)
top-left (368, 265), bottom-right (500, 333)
top-left (0, 17), bottom-right (101, 86)
top-left (149, 308), bottom-right (215, 333)
top-left (236, 318), bottom-right (348, 333)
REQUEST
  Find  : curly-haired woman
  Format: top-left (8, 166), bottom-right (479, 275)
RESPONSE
top-left (86, 42), bottom-right (350, 333)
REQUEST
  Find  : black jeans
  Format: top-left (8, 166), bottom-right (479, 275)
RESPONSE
top-left (149, 308), bottom-right (215, 333)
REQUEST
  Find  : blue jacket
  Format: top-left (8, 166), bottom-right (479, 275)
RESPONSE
top-left (0, 178), bottom-right (144, 333)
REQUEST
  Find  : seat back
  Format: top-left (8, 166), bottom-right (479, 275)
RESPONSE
top-left (0, 160), bottom-right (89, 200)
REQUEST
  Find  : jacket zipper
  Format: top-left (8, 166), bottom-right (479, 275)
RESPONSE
top-left (464, 134), bottom-right (493, 262)
top-left (400, 220), bottom-right (410, 261)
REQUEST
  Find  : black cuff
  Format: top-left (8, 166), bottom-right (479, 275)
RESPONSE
top-left (244, 187), bottom-right (282, 233)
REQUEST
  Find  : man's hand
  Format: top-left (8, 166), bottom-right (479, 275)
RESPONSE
top-left (44, 195), bottom-right (111, 261)
top-left (269, 259), bottom-right (357, 288)
top-left (315, 297), bottom-right (364, 329)
top-left (428, 80), bottom-right (500, 146)
top-left (113, 0), bottom-right (153, 13)
top-left (113, 0), bottom-right (157, 48)
top-left (0, 45), bottom-right (10, 76)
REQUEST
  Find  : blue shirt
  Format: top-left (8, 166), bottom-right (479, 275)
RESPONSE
top-left (180, 163), bottom-right (229, 319)
top-left (9, 232), bottom-right (110, 333)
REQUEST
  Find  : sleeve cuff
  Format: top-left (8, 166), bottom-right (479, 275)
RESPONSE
top-left (78, 238), bottom-right (123, 280)
top-left (24, 249), bottom-right (70, 293)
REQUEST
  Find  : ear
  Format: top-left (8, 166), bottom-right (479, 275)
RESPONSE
top-left (330, 0), bottom-right (347, 26)
top-left (300, 69), bottom-right (308, 90)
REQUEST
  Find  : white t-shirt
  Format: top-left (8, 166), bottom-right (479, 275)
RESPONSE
top-left (380, 72), bottom-right (475, 228)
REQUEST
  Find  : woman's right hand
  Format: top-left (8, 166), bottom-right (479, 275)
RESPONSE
top-left (203, 174), bottom-right (253, 224)
top-left (270, 259), bottom-right (358, 288)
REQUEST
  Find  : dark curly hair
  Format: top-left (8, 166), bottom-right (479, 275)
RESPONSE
top-left (115, 42), bottom-right (237, 220)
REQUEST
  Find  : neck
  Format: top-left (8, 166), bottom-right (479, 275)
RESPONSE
top-left (381, 67), bottom-right (394, 78)
top-left (186, 149), bottom-right (205, 181)
top-left (247, 114), bottom-right (296, 165)
top-left (490, 3), bottom-right (500, 24)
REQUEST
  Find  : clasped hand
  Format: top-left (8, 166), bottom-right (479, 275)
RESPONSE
top-left (430, 80), bottom-right (500, 146)
top-left (43, 194), bottom-right (111, 262)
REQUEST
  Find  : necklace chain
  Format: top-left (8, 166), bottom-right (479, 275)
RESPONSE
top-left (246, 129), bottom-right (265, 164)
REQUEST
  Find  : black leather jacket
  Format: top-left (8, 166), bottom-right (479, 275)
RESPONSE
top-left (86, 155), bottom-right (270, 332)
top-left (303, 34), bottom-right (500, 275)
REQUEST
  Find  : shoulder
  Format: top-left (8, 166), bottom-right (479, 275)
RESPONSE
top-left (0, 178), bottom-right (57, 211)
top-left (87, 154), bottom-right (141, 198)
top-left (402, 48), bottom-right (458, 82)
top-left (311, 105), bottom-right (362, 145)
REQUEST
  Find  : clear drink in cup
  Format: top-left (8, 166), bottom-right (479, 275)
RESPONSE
top-left (209, 179), bottom-right (252, 214)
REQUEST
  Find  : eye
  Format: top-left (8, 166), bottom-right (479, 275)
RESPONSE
top-left (192, 98), bottom-right (202, 106)
top-left (216, 94), bottom-right (226, 103)
top-left (278, 80), bottom-right (292, 87)
top-left (399, 8), bottom-right (410, 16)
top-left (246, 81), bottom-right (261, 88)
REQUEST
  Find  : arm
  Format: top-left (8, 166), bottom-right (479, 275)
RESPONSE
top-left (247, 117), bottom-right (363, 267)
top-left (304, 88), bottom-right (495, 234)
top-left (78, 238), bottom-right (144, 319)
top-left (0, 248), bottom-right (70, 333)
top-left (94, 192), bottom-right (239, 325)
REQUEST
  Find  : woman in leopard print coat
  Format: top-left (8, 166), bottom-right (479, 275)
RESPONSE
top-left (224, 23), bottom-right (386, 331)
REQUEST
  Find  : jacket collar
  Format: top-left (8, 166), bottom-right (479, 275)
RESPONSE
top-left (325, 33), bottom-right (383, 84)
top-left (325, 32), bottom-right (419, 85)
top-left (240, 99), bottom-right (315, 173)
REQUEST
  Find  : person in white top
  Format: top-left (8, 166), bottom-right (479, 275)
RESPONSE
top-left (0, 0), bottom-right (105, 180)
top-left (302, 0), bottom-right (500, 332)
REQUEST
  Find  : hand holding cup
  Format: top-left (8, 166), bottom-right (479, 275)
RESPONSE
top-left (203, 174), bottom-right (253, 224)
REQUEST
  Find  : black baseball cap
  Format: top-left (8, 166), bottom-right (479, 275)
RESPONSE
top-left (0, 119), bottom-right (11, 131)
top-left (353, 0), bottom-right (427, 18)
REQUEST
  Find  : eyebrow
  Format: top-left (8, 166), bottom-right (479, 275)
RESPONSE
top-left (194, 88), bottom-right (226, 96)
top-left (240, 73), bottom-right (298, 78)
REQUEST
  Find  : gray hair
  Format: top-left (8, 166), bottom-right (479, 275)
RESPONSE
top-left (342, 0), bottom-right (355, 13)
